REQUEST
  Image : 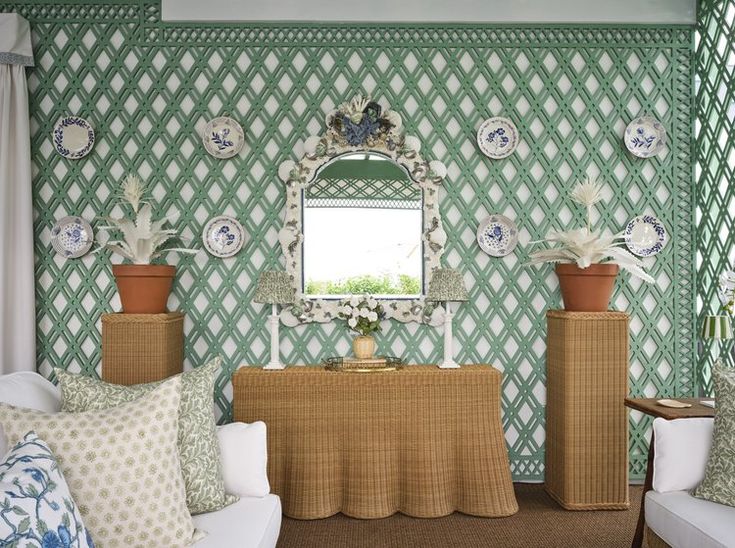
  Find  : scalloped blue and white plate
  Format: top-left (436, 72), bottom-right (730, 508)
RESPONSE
top-left (203, 117), bottom-right (244, 159)
top-left (624, 215), bottom-right (668, 257)
top-left (53, 117), bottom-right (95, 159)
top-left (624, 117), bottom-right (667, 158)
top-left (476, 215), bottom-right (519, 257)
top-left (51, 216), bottom-right (94, 258)
top-left (477, 117), bottom-right (519, 159)
top-left (202, 215), bottom-right (245, 257)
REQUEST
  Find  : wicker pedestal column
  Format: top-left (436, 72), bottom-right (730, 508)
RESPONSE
top-left (545, 310), bottom-right (630, 510)
top-left (101, 312), bottom-right (184, 385)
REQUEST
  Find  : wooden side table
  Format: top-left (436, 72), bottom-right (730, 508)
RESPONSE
top-left (624, 398), bottom-right (715, 548)
top-left (233, 365), bottom-right (518, 520)
top-left (101, 312), bottom-right (184, 385)
top-left (545, 310), bottom-right (630, 510)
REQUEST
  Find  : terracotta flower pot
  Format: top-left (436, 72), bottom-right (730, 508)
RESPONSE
top-left (555, 263), bottom-right (619, 312)
top-left (112, 264), bottom-right (175, 314)
top-left (352, 335), bottom-right (376, 359)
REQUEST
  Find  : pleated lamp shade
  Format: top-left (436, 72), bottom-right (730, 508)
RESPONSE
top-left (701, 315), bottom-right (734, 340)
top-left (426, 268), bottom-right (468, 302)
top-left (253, 271), bottom-right (295, 305)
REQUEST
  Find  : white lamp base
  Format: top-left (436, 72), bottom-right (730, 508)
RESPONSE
top-left (437, 302), bottom-right (461, 369)
top-left (263, 305), bottom-right (284, 371)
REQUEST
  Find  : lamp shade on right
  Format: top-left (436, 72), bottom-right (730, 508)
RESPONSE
top-left (701, 315), bottom-right (734, 340)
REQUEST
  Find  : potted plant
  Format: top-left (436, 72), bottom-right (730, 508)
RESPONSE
top-left (338, 295), bottom-right (386, 359)
top-left (97, 174), bottom-right (198, 313)
top-left (528, 179), bottom-right (654, 311)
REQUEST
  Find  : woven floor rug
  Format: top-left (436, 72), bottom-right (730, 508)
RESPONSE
top-left (277, 484), bottom-right (643, 548)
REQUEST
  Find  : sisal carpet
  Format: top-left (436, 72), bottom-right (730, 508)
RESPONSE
top-left (276, 484), bottom-right (643, 548)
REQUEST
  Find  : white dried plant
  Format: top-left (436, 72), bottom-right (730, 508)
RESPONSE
top-left (96, 174), bottom-right (197, 264)
top-left (528, 178), bottom-right (654, 283)
top-left (720, 270), bottom-right (735, 314)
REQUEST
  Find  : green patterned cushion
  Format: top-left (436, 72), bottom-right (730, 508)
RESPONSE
top-left (56, 357), bottom-right (235, 515)
top-left (694, 365), bottom-right (735, 507)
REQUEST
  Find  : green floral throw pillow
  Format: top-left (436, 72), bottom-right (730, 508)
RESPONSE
top-left (694, 365), bottom-right (735, 507)
top-left (56, 357), bottom-right (234, 515)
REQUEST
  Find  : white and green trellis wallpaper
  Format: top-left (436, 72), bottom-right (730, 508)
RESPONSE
top-left (3, 0), bottom-right (696, 480)
top-left (696, 0), bottom-right (735, 393)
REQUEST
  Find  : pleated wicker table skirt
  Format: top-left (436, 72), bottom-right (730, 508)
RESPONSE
top-left (233, 365), bottom-right (519, 520)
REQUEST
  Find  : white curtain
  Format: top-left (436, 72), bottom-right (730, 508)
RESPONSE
top-left (0, 14), bottom-right (35, 374)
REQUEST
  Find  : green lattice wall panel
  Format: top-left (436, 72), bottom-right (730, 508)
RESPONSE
top-left (3, 0), bottom-right (695, 480)
top-left (696, 0), bottom-right (735, 393)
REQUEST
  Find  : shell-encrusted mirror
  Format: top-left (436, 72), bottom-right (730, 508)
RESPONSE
top-left (277, 96), bottom-right (448, 326)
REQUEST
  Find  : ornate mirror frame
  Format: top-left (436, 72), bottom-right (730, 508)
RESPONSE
top-left (277, 96), bottom-right (448, 327)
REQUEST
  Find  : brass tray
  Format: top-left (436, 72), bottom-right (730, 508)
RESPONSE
top-left (323, 356), bottom-right (404, 373)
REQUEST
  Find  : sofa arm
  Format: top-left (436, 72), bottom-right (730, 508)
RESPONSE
top-left (216, 422), bottom-right (270, 498)
top-left (652, 417), bottom-right (714, 493)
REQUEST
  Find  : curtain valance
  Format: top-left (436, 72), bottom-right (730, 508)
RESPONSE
top-left (0, 14), bottom-right (33, 67)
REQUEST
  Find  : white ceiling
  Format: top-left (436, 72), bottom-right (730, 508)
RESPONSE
top-left (162, 0), bottom-right (696, 24)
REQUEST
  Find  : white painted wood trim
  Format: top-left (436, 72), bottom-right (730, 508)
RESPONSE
top-left (162, 0), bottom-right (695, 25)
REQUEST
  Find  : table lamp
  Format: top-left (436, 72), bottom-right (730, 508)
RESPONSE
top-left (702, 314), bottom-right (734, 368)
top-left (426, 268), bottom-right (468, 369)
top-left (254, 271), bottom-right (295, 370)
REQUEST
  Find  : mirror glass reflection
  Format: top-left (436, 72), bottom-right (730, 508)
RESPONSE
top-left (302, 152), bottom-right (423, 299)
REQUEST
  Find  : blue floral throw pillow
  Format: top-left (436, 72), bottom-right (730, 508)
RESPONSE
top-left (0, 431), bottom-right (94, 548)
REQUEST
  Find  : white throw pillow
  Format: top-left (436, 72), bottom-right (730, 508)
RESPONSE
top-left (653, 417), bottom-right (715, 493)
top-left (0, 372), bottom-right (61, 457)
top-left (217, 422), bottom-right (270, 497)
top-left (0, 376), bottom-right (196, 548)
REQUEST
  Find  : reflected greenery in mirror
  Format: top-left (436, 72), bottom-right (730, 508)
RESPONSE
top-left (303, 153), bottom-right (422, 298)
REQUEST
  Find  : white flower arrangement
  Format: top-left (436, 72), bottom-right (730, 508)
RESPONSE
top-left (528, 178), bottom-right (654, 283)
top-left (96, 174), bottom-right (198, 264)
top-left (720, 270), bottom-right (735, 314)
top-left (338, 294), bottom-right (386, 336)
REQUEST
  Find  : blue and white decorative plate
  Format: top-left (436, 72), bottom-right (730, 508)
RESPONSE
top-left (53, 116), bottom-right (95, 159)
top-left (624, 117), bottom-right (667, 158)
top-left (51, 216), bottom-right (94, 258)
top-left (477, 117), bottom-right (519, 159)
top-left (202, 215), bottom-right (245, 257)
top-left (624, 215), bottom-right (668, 257)
top-left (203, 117), bottom-right (245, 159)
top-left (476, 215), bottom-right (519, 257)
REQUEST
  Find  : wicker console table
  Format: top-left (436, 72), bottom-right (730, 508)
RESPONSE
top-left (101, 312), bottom-right (184, 385)
top-left (233, 365), bottom-right (518, 520)
top-left (545, 310), bottom-right (630, 510)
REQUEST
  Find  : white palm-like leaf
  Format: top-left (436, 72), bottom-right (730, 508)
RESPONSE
top-left (120, 174), bottom-right (145, 213)
top-left (135, 203), bottom-right (153, 236)
top-left (528, 178), bottom-right (654, 284)
top-left (570, 178), bottom-right (604, 208)
top-left (96, 175), bottom-right (198, 264)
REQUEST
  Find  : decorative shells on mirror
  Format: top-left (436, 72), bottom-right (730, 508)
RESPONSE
top-left (277, 95), bottom-right (449, 327)
top-left (277, 97), bottom-right (448, 189)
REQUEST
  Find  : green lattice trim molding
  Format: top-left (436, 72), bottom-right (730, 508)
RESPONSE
top-left (6, 2), bottom-right (693, 46)
top-left (306, 179), bottom-right (421, 208)
top-left (1, 0), bottom-right (696, 480)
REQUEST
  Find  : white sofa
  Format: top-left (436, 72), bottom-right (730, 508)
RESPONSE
top-left (0, 371), bottom-right (281, 548)
top-left (646, 416), bottom-right (735, 548)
